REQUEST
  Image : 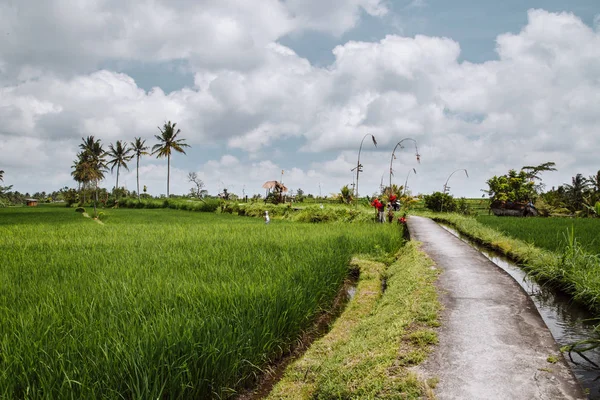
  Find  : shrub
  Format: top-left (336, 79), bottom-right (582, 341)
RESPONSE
top-left (423, 192), bottom-right (457, 212)
top-left (456, 198), bottom-right (471, 215)
top-left (75, 207), bottom-right (85, 213)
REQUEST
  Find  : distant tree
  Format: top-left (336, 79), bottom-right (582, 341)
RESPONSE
top-left (338, 185), bottom-right (353, 204)
top-left (485, 169), bottom-right (535, 203)
top-left (71, 154), bottom-right (93, 204)
top-left (131, 137), bottom-right (149, 201)
top-left (0, 170), bottom-right (4, 182)
top-left (521, 161), bottom-right (557, 193)
top-left (152, 121), bottom-right (190, 197)
top-left (296, 188), bottom-right (305, 202)
top-left (563, 173), bottom-right (590, 212)
top-left (521, 162), bottom-right (557, 181)
top-left (107, 140), bottom-right (134, 197)
top-left (588, 170), bottom-right (600, 194)
top-left (424, 192), bottom-right (457, 212)
top-left (188, 172), bottom-right (207, 198)
top-left (63, 188), bottom-right (79, 207)
top-left (78, 136), bottom-right (107, 214)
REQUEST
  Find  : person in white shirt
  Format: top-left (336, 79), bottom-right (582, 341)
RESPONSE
top-left (264, 210), bottom-right (270, 224)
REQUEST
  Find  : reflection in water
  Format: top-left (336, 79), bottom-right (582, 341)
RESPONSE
top-left (439, 224), bottom-right (600, 399)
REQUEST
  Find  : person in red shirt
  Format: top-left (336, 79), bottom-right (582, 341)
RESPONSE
top-left (371, 198), bottom-right (383, 222)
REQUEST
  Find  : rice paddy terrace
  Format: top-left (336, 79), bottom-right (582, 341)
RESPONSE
top-left (0, 206), bottom-right (402, 398)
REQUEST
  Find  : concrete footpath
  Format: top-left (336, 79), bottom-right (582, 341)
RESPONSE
top-left (407, 216), bottom-right (584, 400)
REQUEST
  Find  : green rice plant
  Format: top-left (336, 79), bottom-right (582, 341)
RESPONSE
top-left (0, 207), bottom-right (403, 399)
top-left (269, 241), bottom-right (440, 399)
top-left (476, 215), bottom-right (600, 255)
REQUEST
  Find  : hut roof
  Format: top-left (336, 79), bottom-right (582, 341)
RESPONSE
top-left (26, 198), bottom-right (38, 202)
top-left (262, 180), bottom-right (288, 192)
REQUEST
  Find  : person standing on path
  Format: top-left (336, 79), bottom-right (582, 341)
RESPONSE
top-left (377, 201), bottom-right (385, 223)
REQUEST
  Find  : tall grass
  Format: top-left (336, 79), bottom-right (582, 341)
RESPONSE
top-left (118, 197), bottom-right (221, 212)
top-left (476, 215), bottom-right (600, 255)
top-left (0, 207), bottom-right (402, 399)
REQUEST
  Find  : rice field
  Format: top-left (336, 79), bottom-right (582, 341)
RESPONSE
top-left (0, 206), bottom-right (403, 399)
top-left (476, 216), bottom-right (600, 255)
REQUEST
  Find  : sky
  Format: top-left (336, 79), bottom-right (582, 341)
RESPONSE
top-left (1, 0), bottom-right (600, 198)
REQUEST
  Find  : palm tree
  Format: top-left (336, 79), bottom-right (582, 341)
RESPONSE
top-left (588, 170), bottom-right (600, 194)
top-left (564, 173), bottom-right (590, 212)
top-left (71, 153), bottom-right (88, 203)
top-left (521, 162), bottom-right (557, 193)
top-left (78, 136), bottom-right (107, 214)
top-left (152, 121), bottom-right (190, 197)
top-left (0, 170), bottom-right (4, 182)
top-left (521, 162), bottom-right (557, 181)
top-left (339, 185), bottom-right (353, 204)
top-left (131, 137), bottom-right (149, 200)
top-left (106, 140), bottom-right (134, 196)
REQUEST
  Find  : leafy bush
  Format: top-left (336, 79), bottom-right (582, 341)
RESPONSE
top-left (75, 207), bottom-right (85, 213)
top-left (455, 198), bottom-right (471, 215)
top-left (485, 169), bottom-right (536, 203)
top-left (423, 192), bottom-right (457, 212)
top-left (117, 197), bottom-right (220, 213)
top-left (63, 189), bottom-right (79, 207)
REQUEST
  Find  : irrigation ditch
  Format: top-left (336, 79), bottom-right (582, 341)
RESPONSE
top-left (438, 223), bottom-right (600, 398)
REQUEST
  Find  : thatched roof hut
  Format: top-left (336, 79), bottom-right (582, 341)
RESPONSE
top-left (262, 181), bottom-right (288, 193)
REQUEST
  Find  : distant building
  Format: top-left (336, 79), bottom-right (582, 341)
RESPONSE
top-left (26, 199), bottom-right (38, 207)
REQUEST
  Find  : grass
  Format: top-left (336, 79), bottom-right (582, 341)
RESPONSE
top-left (268, 241), bottom-right (440, 399)
top-left (476, 215), bottom-right (600, 255)
top-left (0, 206), bottom-right (403, 399)
top-left (419, 212), bottom-right (600, 313)
top-left (116, 196), bottom-right (393, 223)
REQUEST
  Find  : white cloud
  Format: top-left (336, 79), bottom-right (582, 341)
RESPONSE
top-left (285, 0), bottom-right (388, 36)
top-left (0, 0), bottom-right (388, 82)
top-left (2, 8), bottom-right (600, 198)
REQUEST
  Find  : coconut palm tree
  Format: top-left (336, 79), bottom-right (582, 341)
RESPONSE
top-left (521, 162), bottom-right (557, 193)
top-left (71, 153), bottom-right (88, 203)
top-left (339, 185), bottom-right (353, 204)
top-left (78, 136), bottom-right (107, 214)
top-left (152, 121), bottom-right (190, 197)
top-left (521, 162), bottom-right (557, 181)
top-left (564, 173), bottom-right (590, 212)
top-left (106, 140), bottom-right (134, 196)
top-left (0, 170), bottom-right (4, 182)
top-left (131, 137), bottom-right (149, 200)
top-left (588, 170), bottom-right (600, 195)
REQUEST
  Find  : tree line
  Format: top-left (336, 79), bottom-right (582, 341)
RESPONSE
top-left (71, 121), bottom-right (189, 213)
top-left (422, 162), bottom-right (600, 217)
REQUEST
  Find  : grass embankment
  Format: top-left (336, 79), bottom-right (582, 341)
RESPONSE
top-left (117, 196), bottom-right (382, 223)
top-left (236, 203), bottom-right (379, 223)
top-left (476, 215), bottom-right (600, 255)
top-left (0, 207), bottom-right (402, 399)
top-left (118, 196), bottom-right (221, 212)
top-left (268, 241), bottom-right (440, 399)
top-left (420, 212), bottom-right (600, 313)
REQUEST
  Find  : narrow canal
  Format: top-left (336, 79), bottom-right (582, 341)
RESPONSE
top-left (440, 224), bottom-right (600, 399)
